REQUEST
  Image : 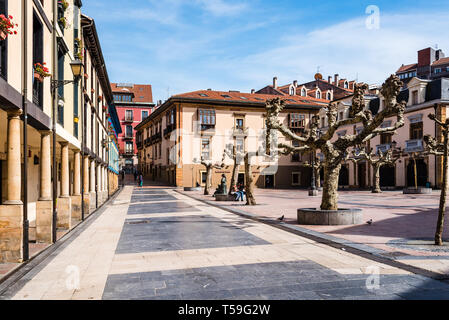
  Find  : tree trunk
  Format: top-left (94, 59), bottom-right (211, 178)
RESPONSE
top-left (435, 131), bottom-right (449, 246)
top-left (229, 161), bottom-right (239, 195)
top-left (315, 167), bottom-right (321, 189)
top-left (372, 163), bottom-right (382, 193)
top-left (244, 154), bottom-right (256, 206)
top-left (321, 162), bottom-right (341, 210)
top-left (204, 165), bottom-right (212, 195)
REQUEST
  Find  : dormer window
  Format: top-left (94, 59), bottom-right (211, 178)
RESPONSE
top-left (290, 86), bottom-right (295, 95)
top-left (301, 88), bottom-right (306, 97)
top-left (344, 81), bottom-right (349, 89)
top-left (327, 92), bottom-right (332, 100)
top-left (316, 91), bottom-right (321, 99)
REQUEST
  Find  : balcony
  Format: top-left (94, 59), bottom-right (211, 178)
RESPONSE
top-left (151, 132), bottom-right (162, 144)
top-left (123, 134), bottom-right (134, 140)
top-left (232, 127), bottom-right (249, 137)
top-left (164, 124), bottom-right (175, 137)
top-left (376, 144), bottom-right (391, 154)
top-left (405, 139), bottom-right (424, 153)
top-left (198, 124), bottom-right (215, 135)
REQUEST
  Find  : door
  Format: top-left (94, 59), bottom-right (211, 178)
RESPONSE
top-left (380, 165), bottom-right (395, 187)
top-left (339, 165), bottom-right (349, 186)
top-left (407, 159), bottom-right (428, 187)
top-left (238, 173), bottom-right (245, 186)
top-left (358, 162), bottom-right (366, 188)
top-left (265, 175), bottom-right (274, 188)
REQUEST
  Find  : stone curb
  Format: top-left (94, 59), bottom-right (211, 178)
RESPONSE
top-left (175, 189), bottom-right (449, 282)
top-left (0, 186), bottom-right (123, 296)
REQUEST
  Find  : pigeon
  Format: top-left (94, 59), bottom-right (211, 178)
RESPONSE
top-left (278, 215), bottom-right (285, 222)
top-left (366, 219), bottom-right (373, 225)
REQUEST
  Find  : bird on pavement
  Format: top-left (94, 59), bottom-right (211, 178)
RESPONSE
top-left (367, 219), bottom-right (373, 225)
top-left (278, 215), bottom-right (285, 222)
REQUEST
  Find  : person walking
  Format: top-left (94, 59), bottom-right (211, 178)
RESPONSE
top-left (139, 173), bottom-right (143, 188)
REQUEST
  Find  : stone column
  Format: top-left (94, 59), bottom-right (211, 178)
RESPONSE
top-left (57, 142), bottom-right (71, 229)
top-left (36, 131), bottom-right (53, 243)
top-left (89, 159), bottom-right (96, 211)
top-left (0, 110), bottom-right (24, 262)
top-left (5, 111), bottom-right (22, 205)
top-left (71, 150), bottom-right (82, 220)
top-left (83, 155), bottom-right (90, 215)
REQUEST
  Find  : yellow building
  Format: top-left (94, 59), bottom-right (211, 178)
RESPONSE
top-left (0, 1), bottom-right (121, 263)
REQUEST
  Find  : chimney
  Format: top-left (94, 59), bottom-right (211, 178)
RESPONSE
top-left (273, 77), bottom-right (278, 89)
top-left (293, 80), bottom-right (298, 87)
top-left (334, 74), bottom-right (339, 86)
top-left (251, 89), bottom-right (255, 94)
top-left (328, 76), bottom-right (332, 83)
top-left (207, 88), bottom-right (212, 91)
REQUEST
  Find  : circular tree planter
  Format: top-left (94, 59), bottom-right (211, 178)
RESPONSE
top-left (183, 187), bottom-right (201, 192)
top-left (297, 208), bottom-right (363, 225)
top-left (403, 187), bottom-right (432, 195)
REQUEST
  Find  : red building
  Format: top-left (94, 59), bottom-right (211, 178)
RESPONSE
top-left (111, 83), bottom-right (155, 173)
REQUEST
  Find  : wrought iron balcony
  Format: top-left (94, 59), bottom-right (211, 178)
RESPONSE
top-left (376, 144), bottom-right (391, 154)
top-left (123, 116), bottom-right (134, 123)
top-left (405, 139), bottom-right (424, 153)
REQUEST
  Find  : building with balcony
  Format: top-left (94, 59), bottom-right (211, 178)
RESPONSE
top-left (135, 88), bottom-right (328, 188)
top-left (111, 83), bottom-right (154, 174)
top-left (318, 76), bottom-right (449, 190)
top-left (0, 1), bottom-right (121, 263)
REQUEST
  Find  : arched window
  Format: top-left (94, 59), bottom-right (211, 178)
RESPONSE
top-left (301, 88), bottom-right (306, 97)
top-left (316, 91), bottom-right (321, 99)
top-left (344, 81), bottom-right (349, 89)
top-left (290, 87), bottom-right (295, 95)
top-left (327, 92), bottom-right (332, 100)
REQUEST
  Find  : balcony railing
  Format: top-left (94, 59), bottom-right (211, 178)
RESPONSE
top-left (232, 127), bottom-right (249, 137)
top-left (124, 133), bottom-right (134, 140)
top-left (123, 116), bottom-right (134, 123)
top-left (376, 144), bottom-right (391, 154)
top-left (164, 124), bottom-right (175, 137)
top-left (405, 139), bottom-right (424, 153)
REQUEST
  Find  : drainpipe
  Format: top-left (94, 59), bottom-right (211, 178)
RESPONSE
top-left (51, 0), bottom-right (58, 243)
top-left (21, 0), bottom-right (29, 261)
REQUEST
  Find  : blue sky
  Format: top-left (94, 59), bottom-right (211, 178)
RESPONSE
top-left (83, 0), bottom-right (449, 102)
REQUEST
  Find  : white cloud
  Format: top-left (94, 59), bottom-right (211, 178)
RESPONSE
top-left (194, 0), bottom-right (248, 16)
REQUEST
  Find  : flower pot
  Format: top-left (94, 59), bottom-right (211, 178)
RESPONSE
top-left (34, 71), bottom-right (44, 83)
top-left (0, 30), bottom-right (7, 41)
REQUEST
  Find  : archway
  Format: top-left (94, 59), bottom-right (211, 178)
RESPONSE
top-left (380, 164), bottom-right (395, 187)
top-left (339, 165), bottom-right (349, 186)
top-left (407, 159), bottom-right (428, 187)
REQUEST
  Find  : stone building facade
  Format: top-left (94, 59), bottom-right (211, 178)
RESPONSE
top-left (135, 89), bottom-right (328, 189)
top-left (0, 1), bottom-right (121, 263)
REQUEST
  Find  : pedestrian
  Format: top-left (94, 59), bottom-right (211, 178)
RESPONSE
top-left (134, 171), bottom-right (138, 181)
top-left (139, 173), bottom-right (143, 188)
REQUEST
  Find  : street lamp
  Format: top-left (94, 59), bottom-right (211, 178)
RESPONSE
top-left (51, 59), bottom-right (83, 91)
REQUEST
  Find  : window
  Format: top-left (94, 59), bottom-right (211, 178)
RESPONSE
top-left (410, 122), bottom-right (423, 140)
top-left (291, 140), bottom-right (300, 162)
top-left (344, 81), bottom-right (349, 89)
top-left (221, 94), bottom-right (231, 98)
top-left (435, 68), bottom-right (442, 74)
top-left (32, 12), bottom-right (44, 108)
top-left (125, 110), bottom-right (133, 121)
top-left (125, 141), bottom-right (133, 153)
top-left (290, 114), bottom-right (305, 128)
top-left (380, 133), bottom-right (392, 145)
top-left (201, 138), bottom-right (210, 160)
top-left (236, 138), bottom-right (244, 153)
top-left (412, 90), bottom-right (418, 105)
top-left (159, 144), bottom-right (162, 159)
top-left (142, 110), bottom-right (148, 120)
top-left (126, 125), bottom-right (133, 137)
top-left (327, 92), bottom-right (332, 100)
top-left (301, 88), bottom-right (306, 97)
top-left (201, 171), bottom-right (207, 186)
top-left (198, 109), bottom-right (216, 130)
top-left (292, 172), bottom-right (301, 186)
top-left (316, 91), bottom-right (321, 99)
top-left (235, 118), bottom-right (244, 130)
top-left (339, 111), bottom-right (344, 121)
top-left (290, 87), bottom-right (295, 95)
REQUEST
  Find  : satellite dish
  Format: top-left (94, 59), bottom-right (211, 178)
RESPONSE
top-left (314, 73), bottom-right (323, 80)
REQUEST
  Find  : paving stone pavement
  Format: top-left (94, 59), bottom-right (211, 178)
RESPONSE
top-left (2, 186), bottom-right (449, 300)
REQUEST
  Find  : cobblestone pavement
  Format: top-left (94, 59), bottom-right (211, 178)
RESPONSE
top-left (2, 186), bottom-right (449, 300)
